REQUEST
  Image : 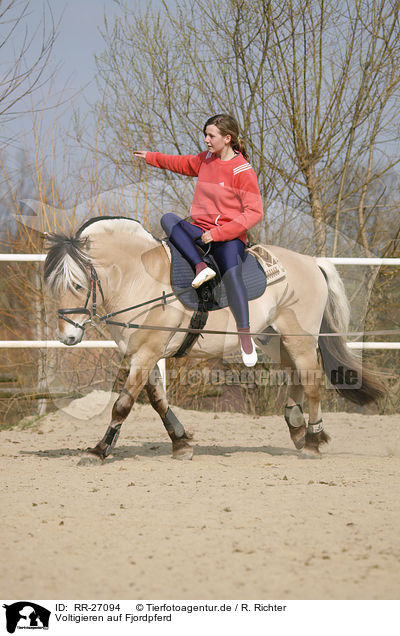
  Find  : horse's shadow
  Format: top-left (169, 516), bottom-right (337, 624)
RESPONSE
top-left (19, 441), bottom-right (298, 461)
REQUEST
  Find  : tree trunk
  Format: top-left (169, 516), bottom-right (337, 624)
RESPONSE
top-left (304, 165), bottom-right (326, 256)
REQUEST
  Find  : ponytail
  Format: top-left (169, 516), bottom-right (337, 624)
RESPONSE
top-left (203, 113), bottom-right (250, 162)
top-left (233, 136), bottom-right (249, 162)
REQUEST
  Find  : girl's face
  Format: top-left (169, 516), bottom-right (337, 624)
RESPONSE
top-left (204, 124), bottom-right (231, 156)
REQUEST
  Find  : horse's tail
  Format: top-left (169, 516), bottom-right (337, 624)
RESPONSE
top-left (316, 258), bottom-right (385, 405)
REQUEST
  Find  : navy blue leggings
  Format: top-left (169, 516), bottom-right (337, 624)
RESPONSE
top-left (161, 212), bottom-right (249, 328)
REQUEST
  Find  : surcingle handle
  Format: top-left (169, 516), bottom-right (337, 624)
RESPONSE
top-left (161, 407), bottom-right (185, 438)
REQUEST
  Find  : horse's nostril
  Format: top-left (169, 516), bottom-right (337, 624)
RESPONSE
top-left (66, 336), bottom-right (76, 345)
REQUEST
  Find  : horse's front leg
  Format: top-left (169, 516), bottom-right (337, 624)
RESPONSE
top-left (79, 350), bottom-right (159, 464)
top-left (145, 364), bottom-right (193, 460)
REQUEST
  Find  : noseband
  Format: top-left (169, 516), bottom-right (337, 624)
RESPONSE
top-left (57, 264), bottom-right (105, 331)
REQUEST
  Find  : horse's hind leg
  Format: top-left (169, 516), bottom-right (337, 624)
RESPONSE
top-left (145, 364), bottom-right (193, 460)
top-left (279, 333), bottom-right (330, 456)
top-left (285, 382), bottom-right (307, 450)
top-left (279, 341), bottom-right (308, 450)
top-left (256, 332), bottom-right (307, 450)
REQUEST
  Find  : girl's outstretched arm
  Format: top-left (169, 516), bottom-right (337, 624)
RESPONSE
top-left (143, 151), bottom-right (204, 177)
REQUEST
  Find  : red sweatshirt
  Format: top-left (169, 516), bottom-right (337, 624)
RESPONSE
top-left (145, 150), bottom-right (263, 243)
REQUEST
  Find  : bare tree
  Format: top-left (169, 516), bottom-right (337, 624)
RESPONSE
top-left (93, 0), bottom-right (400, 257)
top-left (266, 0), bottom-right (400, 255)
top-left (0, 0), bottom-right (57, 146)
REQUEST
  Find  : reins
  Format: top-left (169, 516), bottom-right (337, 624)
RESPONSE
top-left (57, 263), bottom-right (400, 340)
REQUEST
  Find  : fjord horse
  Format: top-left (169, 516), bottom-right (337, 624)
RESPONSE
top-left (44, 217), bottom-right (384, 462)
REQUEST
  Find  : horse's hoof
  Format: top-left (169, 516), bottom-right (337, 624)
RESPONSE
top-left (294, 438), bottom-right (306, 450)
top-left (77, 448), bottom-right (106, 466)
top-left (291, 427), bottom-right (307, 450)
top-left (170, 433), bottom-right (193, 460)
top-left (172, 443), bottom-right (193, 460)
top-left (302, 429), bottom-right (330, 458)
top-left (299, 447), bottom-right (322, 459)
top-left (288, 424), bottom-right (306, 450)
top-left (173, 447), bottom-right (193, 461)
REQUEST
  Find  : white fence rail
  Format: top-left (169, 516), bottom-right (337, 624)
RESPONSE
top-left (1, 340), bottom-right (399, 350)
top-left (0, 254), bottom-right (399, 350)
top-left (2, 255), bottom-right (400, 264)
top-left (0, 341), bottom-right (118, 348)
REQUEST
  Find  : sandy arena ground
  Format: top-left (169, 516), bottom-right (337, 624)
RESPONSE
top-left (1, 390), bottom-right (399, 600)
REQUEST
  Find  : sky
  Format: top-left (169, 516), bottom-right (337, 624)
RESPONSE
top-left (52, 0), bottom-right (107, 95)
top-left (0, 0), bottom-right (129, 228)
top-left (2, 0), bottom-right (172, 202)
top-left (1, 0), bottom-right (171, 230)
top-left (4, 0), bottom-right (109, 153)
top-left (5, 0), bottom-right (166, 142)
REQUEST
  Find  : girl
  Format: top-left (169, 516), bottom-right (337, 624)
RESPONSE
top-left (134, 113), bottom-right (263, 366)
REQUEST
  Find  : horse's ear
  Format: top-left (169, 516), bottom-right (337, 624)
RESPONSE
top-left (43, 232), bottom-right (56, 249)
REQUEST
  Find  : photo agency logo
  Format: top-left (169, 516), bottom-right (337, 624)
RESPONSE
top-left (3, 603), bottom-right (51, 633)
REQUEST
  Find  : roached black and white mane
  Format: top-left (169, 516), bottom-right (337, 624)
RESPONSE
top-left (44, 216), bottom-right (142, 295)
top-left (44, 233), bottom-right (90, 295)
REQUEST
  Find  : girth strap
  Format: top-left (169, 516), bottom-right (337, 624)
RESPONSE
top-left (173, 285), bottom-right (210, 358)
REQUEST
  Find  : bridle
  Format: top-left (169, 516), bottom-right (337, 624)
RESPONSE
top-left (57, 264), bottom-right (105, 331)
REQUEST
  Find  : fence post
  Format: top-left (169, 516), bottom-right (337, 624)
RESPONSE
top-left (157, 358), bottom-right (167, 392)
top-left (34, 265), bottom-right (47, 416)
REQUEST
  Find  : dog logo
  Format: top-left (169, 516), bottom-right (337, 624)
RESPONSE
top-left (3, 602), bottom-right (50, 633)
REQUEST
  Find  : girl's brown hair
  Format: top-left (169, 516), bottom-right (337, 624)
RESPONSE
top-left (203, 113), bottom-right (250, 161)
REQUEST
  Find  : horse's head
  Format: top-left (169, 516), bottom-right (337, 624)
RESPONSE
top-left (44, 217), bottom-right (165, 346)
top-left (44, 233), bottom-right (92, 345)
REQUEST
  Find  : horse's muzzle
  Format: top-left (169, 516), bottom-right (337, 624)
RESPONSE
top-left (57, 325), bottom-right (84, 346)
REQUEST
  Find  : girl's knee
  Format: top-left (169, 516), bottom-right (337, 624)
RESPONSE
top-left (223, 265), bottom-right (242, 284)
top-left (161, 213), bottom-right (180, 234)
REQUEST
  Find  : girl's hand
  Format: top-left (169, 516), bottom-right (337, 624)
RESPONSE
top-left (134, 151), bottom-right (148, 159)
top-left (201, 230), bottom-right (213, 244)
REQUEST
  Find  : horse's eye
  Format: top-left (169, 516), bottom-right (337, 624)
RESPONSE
top-left (73, 283), bottom-right (83, 291)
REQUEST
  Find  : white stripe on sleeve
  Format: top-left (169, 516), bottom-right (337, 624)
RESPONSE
top-left (233, 163), bottom-right (251, 175)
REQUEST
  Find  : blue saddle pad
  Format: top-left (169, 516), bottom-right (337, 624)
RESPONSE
top-left (167, 241), bottom-right (267, 311)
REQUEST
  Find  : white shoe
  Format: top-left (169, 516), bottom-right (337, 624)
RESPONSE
top-left (241, 339), bottom-right (258, 367)
top-left (192, 266), bottom-right (216, 289)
